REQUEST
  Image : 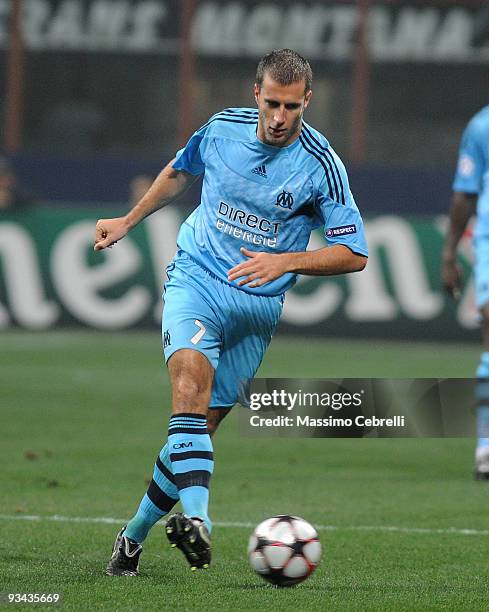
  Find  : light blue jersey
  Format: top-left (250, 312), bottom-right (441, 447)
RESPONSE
top-left (172, 107), bottom-right (368, 297)
top-left (453, 105), bottom-right (489, 240)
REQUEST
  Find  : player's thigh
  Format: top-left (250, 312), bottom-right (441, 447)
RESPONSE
top-left (210, 293), bottom-right (283, 408)
top-left (162, 270), bottom-right (222, 371)
top-left (163, 266), bottom-right (223, 413)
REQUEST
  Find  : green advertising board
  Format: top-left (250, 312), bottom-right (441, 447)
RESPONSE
top-left (0, 206), bottom-right (477, 341)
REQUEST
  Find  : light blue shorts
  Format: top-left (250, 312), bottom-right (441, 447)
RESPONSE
top-left (162, 251), bottom-right (284, 408)
top-left (474, 236), bottom-right (489, 309)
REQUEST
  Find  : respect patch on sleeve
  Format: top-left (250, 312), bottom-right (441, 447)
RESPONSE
top-left (326, 224), bottom-right (357, 237)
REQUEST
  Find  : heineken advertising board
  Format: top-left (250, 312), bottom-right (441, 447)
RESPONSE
top-left (0, 207), bottom-right (478, 341)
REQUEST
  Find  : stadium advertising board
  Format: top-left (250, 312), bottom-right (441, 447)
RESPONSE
top-left (0, 208), bottom-right (476, 339)
top-left (0, 0), bottom-right (487, 63)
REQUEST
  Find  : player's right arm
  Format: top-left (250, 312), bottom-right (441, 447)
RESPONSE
top-left (94, 158), bottom-right (197, 251)
top-left (441, 116), bottom-right (484, 298)
top-left (441, 192), bottom-right (476, 299)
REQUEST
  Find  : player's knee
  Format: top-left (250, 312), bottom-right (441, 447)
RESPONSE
top-left (173, 373), bottom-right (209, 405)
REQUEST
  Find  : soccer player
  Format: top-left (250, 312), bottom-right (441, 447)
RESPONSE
top-left (442, 104), bottom-right (489, 479)
top-left (95, 49), bottom-right (368, 576)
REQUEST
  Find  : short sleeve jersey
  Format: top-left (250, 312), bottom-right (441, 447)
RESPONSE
top-left (173, 107), bottom-right (368, 296)
top-left (453, 105), bottom-right (489, 238)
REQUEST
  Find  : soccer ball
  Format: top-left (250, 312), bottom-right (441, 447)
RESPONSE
top-left (247, 515), bottom-right (321, 587)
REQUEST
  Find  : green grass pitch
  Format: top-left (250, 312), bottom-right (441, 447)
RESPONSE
top-left (1, 331), bottom-right (489, 610)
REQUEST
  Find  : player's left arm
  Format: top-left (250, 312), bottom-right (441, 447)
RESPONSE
top-left (228, 245), bottom-right (366, 288)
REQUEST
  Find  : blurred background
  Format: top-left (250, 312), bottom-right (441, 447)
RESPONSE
top-left (3, 5), bottom-right (489, 605)
top-left (0, 0), bottom-right (487, 341)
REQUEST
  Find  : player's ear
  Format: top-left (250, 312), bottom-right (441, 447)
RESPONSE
top-left (254, 83), bottom-right (260, 104)
top-left (304, 90), bottom-right (312, 108)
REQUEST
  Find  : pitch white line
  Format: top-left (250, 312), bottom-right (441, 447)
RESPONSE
top-left (0, 514), bottom-right (488, 536)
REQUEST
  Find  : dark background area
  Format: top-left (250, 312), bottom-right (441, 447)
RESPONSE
top-left (1, 0), bottom-right (487, 209)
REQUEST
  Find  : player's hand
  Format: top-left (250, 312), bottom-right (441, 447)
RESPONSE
top-left (228, 248), bottom-right (290, 288)
top-left (441, 259), bottom-right (463, 300)
top-left (94, 217), bottom-right (130, 251)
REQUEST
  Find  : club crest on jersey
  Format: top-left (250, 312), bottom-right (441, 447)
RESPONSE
top-left (163, 330), bottom-right (171, 348)
top-left (276, 190), bottom-right (294, 209)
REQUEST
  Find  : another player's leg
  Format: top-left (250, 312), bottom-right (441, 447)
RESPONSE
top-left (165, 349), bottom-right (214, 569)
top-left (475, 304), bottom-right (489, 479)
top-left (207, 406), bottom-right (232, 437)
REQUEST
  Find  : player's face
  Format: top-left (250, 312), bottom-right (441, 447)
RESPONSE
top-left (254, 74), bottom-right (312, 147)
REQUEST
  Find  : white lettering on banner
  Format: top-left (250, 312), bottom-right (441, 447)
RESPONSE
top-left (85, 0), bottom-right (133, 50)
top-left (433, 9), bottom-right (472, 61)
top-left (19, 0), bottom-right (167, 52)
top-left (245, 5), bottom-right (281, 55)
top-left (87, 1), bottom-right (130, 49)
top-left (346, 216), bottom-right (443, 321)
top-left (276, 6), bottom-right (310, 54)
top-left (370, 7), bottom-right (473, 62)
top-left (193, 3), bottom-right (485, 64)
top-left (370, 8), bottom-right (439, 62)
top-left (22, 0), bottom-right (51, 50)
top-left (46, 0), bottom-right (84, 49)
top-left (282, 233), bottom-right (342, 325)
top-left (0, 0), bottom-right (484, 62)
top-left (191, 2), bottom-right (245, 55)
top-left (0, 223), bottom-right (59, 329)
top-left (144, 207), bottom-right (180, 323)
top-left (277, 5), bottom-right (356, 58)
top-left (51, 221), bottom-right (151, 328)
top-left (128, 1), bottom-right (166, 50)
top-left (327, 6), bottom-right (357, 60)
top-left (346, 242), bottom-right (398, 320)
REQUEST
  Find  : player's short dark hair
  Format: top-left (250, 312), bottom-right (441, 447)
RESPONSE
top-left (256, 49), bottom-right (312, 94)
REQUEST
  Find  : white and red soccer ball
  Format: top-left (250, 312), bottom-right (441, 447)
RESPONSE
top-left (248, 515), bottom-right (321, 587)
